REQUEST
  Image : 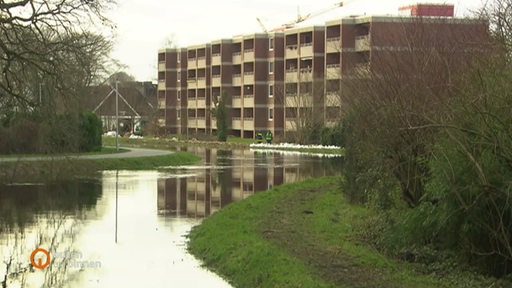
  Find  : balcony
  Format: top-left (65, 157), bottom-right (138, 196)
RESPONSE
top-left (285, 95), bottom-right (297, 106)
top-left (232, 117), bottom-right (242, 129)
top-left (188, 59), bottom-right (197, 69)
top-left (300, 42), bottom-right (313, 57)
top-left (197, 98), bottom-right (206, 108)
top-left (286, 94), bottom-right (313, 107)
top-left (285, 45), bottom-right (298, 59)
top-left (212, 54), bottom-right (221, 65)
top-left (197, 118), bottom-right (206, 128)
top-left (157, 98), bottom-right (166, 109)
top-left (197, 77), bottom-right (206, 89)
top-left (158, 80), bottom-right (166, 90)
top-left (355, 35), bottom-right (370, 52)
top-left (243, 118), bottom-right (254, 130)
top-left (286, 69), bottom-right (298, 82)
top-left (195, 56), bottom-right (205, 68)
top-left (158, 62), bottom-right (166, 71)
top-left (212, 75), bottom-right (221, 86)
top-left (243, 49), bottom-right (254, 62)
top-left (232, 52), bottom-right (242, 63)
top-left (188, 118), bottom-right (197, 127)
top-left (286, 120), bottom-right (297, 131)
top-left (326, 37), bottom-right (340, 53)
top-left (353, 62), bottom-right (371, 77)
top-left (299, 67), bottom-right (313, 80)
top-left (243, 72), bottom-right (254, 85)
top-left (326, 92), bottom-right (340, 106)
top-left (233, 74), bottom-right (242, 86)
top-left (326, 64), bottom-right (341, 80)
top-left (232, 96), bottom-right (242, 107)
top-left (243, 96), bottom-right (254, 107)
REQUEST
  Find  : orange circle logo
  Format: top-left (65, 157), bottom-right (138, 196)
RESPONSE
top-left (30, 248), bottom-right (51, 269)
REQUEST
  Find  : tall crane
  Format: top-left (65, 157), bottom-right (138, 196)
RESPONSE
top-left (257, 2), bottom-right (345, 33)
top-left (256, 17), bottom-right (268, 33)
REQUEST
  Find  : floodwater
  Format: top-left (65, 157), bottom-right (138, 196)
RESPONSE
top-left (0, 147), bottom-right (341, 288)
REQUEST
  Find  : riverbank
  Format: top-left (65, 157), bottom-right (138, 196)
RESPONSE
top-left (0, 149), bottom-right (200, 184)
top-left (188, 177), bottom-right (508, 288)
top-left (249, 143), bottom-right (343, 157)
top-left (102, 135), bottom-right (344, 155)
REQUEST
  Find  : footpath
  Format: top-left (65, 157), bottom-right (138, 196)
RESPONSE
top-left (0, 147), bottom-right (172, 162)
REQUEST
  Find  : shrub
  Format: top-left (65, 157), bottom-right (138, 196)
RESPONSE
top-left (79, 111), bottom-right (102, 152)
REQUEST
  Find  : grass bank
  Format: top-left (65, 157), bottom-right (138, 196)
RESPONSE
top-left (102, 135), bottom-right (252, 150)
top-left (188, 177), bottom-right (503, 288)
top-left (105, 135), bottom-right (344, 156)
top-left (0, 151), bottom-right (200, 184)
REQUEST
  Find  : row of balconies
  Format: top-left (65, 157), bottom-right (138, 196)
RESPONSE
top-left (231, 117), bottom-right (255, 130)
top-left (175, 96), bottom-right (257, 109)
top-left (160, 34), bottom-right (369, 71)
top-left (159, 92), bottom-right (339, 112)
top-left (232, 96), bottom-right (254, 108)
top-left (184, 40), bottom-right (331, 68)
top-left (186, 117), bottom-right (255, 131)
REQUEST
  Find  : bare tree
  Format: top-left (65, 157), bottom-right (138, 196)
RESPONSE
top-left (477, 0), bottom-right (512, 60)
top-left (341, 17), bottom-right (490, 207)
top-left (281, 72), bottom-right (325, 144)
top-left (0, 0), bottom-right (115, 116)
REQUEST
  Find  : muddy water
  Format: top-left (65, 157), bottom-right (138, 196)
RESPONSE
top-left (0, 148), bottom-right (341, 287)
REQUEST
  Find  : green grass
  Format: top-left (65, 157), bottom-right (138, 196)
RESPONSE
top-left (188, 178), bottom-right (335, 288)
top-left (78, 151), bottom-right (201, 170)
top-left (188, 177), bottom-right (479, 288)
top-left (0, 151), bottom-right (201, 184)
top-left (226, 136), bottom-right (255, 145)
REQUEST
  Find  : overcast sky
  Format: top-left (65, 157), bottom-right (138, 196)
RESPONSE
top-left (106, 0), bottom-right (485, 82)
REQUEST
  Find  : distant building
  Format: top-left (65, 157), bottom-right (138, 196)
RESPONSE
top-left (157, 4), bottom-right (488, 140)
top-left (83, 81), bottom-right (157, 133)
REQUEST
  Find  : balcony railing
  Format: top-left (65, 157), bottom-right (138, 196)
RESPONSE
top-left (355, 35), bottom-right (370, 51)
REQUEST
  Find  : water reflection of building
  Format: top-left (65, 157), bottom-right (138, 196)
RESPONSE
top-left (157, 148), bottom-right (339, 218)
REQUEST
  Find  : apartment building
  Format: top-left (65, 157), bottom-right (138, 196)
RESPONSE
top-left (157, 4), bottom-right (488, 140)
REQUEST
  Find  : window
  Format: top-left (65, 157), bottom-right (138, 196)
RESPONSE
top-left (177, 109), bottom-right (181, 120)
top-left (177, 53), bottom-right (181, 63)
top-left (177, 90), bottom-right (181, 101)
top-left (269, 38), bottom-right (274, 51)
top-left (268, 108), bottom-right (273, 121)
top-left (269, 62), bottom-right (274, 75)
top-left (268, 84), bottom-right (274, 98)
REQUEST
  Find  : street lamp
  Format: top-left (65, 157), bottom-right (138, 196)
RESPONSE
top-left (115, 81), bottom-right (119, 151)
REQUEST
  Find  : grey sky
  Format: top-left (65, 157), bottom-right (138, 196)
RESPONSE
top-left (106, 0), bottom-right (485, 81)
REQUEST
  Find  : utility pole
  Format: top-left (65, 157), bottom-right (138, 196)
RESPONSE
top-left (115, 81), bottom-right (119, 151)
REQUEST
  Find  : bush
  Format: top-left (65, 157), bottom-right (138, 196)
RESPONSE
top-left (0, 111), bottom-right (102, 154)
top-left (320, 119), bottom-right (345, 147)
top-left (424, 65), bottom-right (512, 276)
top-left (79, 111), bottom-right (102, 152)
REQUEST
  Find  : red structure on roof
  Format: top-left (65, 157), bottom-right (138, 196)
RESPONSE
top-left (399, 3), bottom-right (454, 17)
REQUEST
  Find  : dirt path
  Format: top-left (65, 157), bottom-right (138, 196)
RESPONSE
top-left (260, 183), bottom-right (392, 288)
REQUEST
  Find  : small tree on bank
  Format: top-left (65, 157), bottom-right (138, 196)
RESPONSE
top-left (212, 91), bottom-right (229, 142)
